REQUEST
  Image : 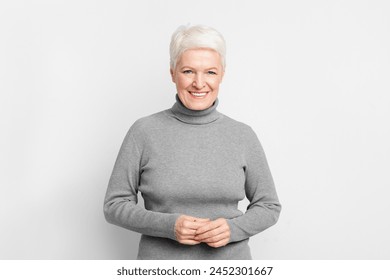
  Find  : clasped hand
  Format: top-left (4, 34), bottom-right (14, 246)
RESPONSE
top-left (174, 215), bottom-right (230, 248)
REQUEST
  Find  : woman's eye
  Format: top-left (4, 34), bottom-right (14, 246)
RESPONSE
top-left (183, 70), bottom-right (193, 74)
top-left (207, 71), bottom-right (217, 75)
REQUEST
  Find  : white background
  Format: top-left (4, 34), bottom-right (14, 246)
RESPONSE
top-left (1, 0), bottom-right (389, 259)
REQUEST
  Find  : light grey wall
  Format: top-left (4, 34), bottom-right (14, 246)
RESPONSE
top-left (1, 0), bottom-right (389, 259)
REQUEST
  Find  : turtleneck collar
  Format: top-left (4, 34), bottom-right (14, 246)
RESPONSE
top-left (170, 93), bottom-right (222, 125)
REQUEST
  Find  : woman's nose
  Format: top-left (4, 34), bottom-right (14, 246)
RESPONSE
top-left (193, 74), bottom-right (205, 89)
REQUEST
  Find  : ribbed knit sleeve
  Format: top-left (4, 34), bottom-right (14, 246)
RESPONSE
top-left (226, 127), bottom-right (281, 243)
top-left (103, 126), bottom-right (180, 240)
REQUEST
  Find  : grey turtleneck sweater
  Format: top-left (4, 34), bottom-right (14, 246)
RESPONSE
top-left (104, 94), bottom-right (281, 259)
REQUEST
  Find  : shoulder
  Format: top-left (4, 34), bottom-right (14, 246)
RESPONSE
top-left (219, 113), bottom-right (257, 138)
top-left (126, 109), bottom-right (169, 139)
top-left (219, 113), bottom-right (264, 153)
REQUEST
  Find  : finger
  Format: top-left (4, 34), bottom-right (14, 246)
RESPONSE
top-left (195, 226), bottom-right (227, 241)
top-left (182, 215), bottom-right (210, 222)
top-left (197, 231), bottom-right (230, 243)
top-left (176, 232), bottom-right (198, 239)
top-left (177, 239), bottom-right (201, 245)
top-left (177, 228), bottom-right (197, 236)
top-left (195, 220), bottom-right (222, 235)
top-left (206, 237), bottom-right (230, 248)
top-left (182, 220), bottom-right (211, 230)
top-left (183, 217), bottom-right (210, 227)
top-left (191, 217), bottom-right (210, 222)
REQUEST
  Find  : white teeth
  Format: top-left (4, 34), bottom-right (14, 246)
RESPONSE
top-left (190, 92), bottom-right (207, 96)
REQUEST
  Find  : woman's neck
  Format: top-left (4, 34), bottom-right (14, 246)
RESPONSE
top-left (170, 93), bottom-right (222, 125)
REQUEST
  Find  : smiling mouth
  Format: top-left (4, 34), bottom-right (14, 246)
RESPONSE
top-left (189, 91), bottom-right (209, 97)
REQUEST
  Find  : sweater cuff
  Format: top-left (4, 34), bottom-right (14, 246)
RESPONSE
top-left (161, 213), bottom-right (181, 241)
top-left (226, 218), bottom-right (249, 243)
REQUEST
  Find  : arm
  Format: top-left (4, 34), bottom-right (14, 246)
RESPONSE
top-left (103, 126), bottom-right (180, 240)
top-left (226, 126), bottom-right (281, 243)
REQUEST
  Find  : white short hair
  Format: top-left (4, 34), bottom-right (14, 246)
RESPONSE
top-left (169, 24), bottom-right (226, 70)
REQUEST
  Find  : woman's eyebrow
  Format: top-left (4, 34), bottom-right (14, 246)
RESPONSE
top-left (180, 66), bottom-right (219, 70)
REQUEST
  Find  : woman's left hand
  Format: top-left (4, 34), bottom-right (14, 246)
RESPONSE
top-left (194, 218), bottom-right (230, 248)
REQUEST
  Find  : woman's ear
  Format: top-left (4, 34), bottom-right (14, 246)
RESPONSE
top-left (170, 68), bottom-right (176, 83)
top-left (220, 70), bottom-right (225, 83)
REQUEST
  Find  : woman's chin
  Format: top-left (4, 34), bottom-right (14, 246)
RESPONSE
top-left (181, 92), bottom-right (216, 110)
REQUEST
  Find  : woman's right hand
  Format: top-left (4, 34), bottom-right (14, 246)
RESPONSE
top-left (174, 215), bottom-right (210, 245)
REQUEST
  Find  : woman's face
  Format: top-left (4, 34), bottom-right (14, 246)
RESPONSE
top-left (171, 48), bottom-right (224, 110)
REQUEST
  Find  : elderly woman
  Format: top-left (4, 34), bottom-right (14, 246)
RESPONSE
top-left (104, 24), bottom-right (281, 260)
